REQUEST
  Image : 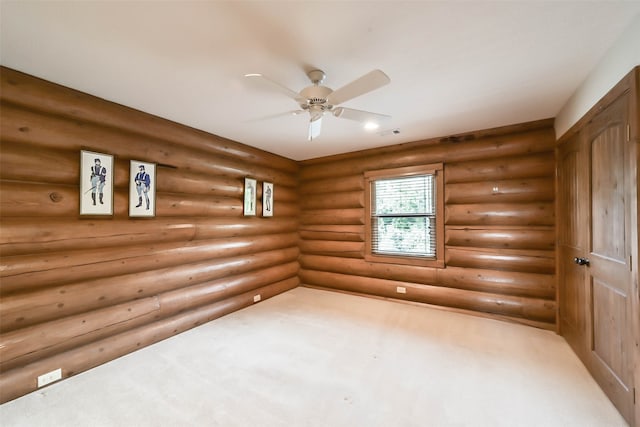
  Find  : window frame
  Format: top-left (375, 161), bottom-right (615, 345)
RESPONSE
top-left (364, 163), bottom-right (445, 268)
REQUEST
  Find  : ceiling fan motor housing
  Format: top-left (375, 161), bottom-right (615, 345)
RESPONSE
top-left (300, 85), bottom-right (333, 106)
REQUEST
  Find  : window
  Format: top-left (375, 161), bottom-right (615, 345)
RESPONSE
top-left (364, 163), bottom-right (444, 267)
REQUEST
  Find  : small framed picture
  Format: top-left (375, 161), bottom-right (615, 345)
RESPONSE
top-left (129, 160), bottom-right (156, 217)
top-left (244, 177), bottom-right (257, 216)
top-left (262, 182), bottom-right (274, 217)
top-left (80, 150), bottom-right (114, 216)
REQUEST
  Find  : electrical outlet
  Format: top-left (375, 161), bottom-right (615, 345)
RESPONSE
top-left (37, 368), bottom-right (62, 387)
top-left (253, 294), bottom-right (261, 303)
top-left (396, 286), bottom-right (407, 294)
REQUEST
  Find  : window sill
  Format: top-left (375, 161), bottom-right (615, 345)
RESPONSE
top-left (364, 253), bottom-right (445, 268)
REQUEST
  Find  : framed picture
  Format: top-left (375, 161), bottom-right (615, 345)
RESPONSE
top-left (262, 182), bottom-right (274, 217)
top-left (129, 160), bottom-right (156, 217)
top-left (80, 150), bottom-right (114, 215)
top-left (244, 177), bottom-right (257, 216)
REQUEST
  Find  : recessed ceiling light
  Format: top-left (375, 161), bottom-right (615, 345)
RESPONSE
top-left (364, 122), bottom-right (379, 131)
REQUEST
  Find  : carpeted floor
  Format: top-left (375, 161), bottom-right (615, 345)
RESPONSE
top-left (0, 286), bottom-right (627, 426)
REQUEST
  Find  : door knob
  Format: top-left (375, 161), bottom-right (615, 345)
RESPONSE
top-left (573, 257), bottom-right (590, 266)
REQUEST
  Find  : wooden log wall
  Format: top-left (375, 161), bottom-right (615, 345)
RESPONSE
top-left (0, 67), bottom-right (300, 403)
top-left (298, 120), bottom-right (556, 329)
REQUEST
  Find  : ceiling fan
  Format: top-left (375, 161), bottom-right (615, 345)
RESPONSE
top-left (245, 69), bottom-right (391, 141)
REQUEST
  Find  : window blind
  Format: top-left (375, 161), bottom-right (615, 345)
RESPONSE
top-left (371, 174), bottom-right (436, 257)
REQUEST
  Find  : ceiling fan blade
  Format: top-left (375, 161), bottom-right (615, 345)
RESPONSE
top-left (245, 110), bottom-right (305, 123)
top-left (332, 107), bottom-right (391, 123)
top-left (244, 73), bottom-right (305, 103)
top-left (326, 69), bottom-right (390, 106)
top-left (308, 116), bottom-right (322, 141)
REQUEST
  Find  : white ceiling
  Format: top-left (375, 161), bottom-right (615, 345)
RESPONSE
top-left (1, 2), bottom-right (639, 161)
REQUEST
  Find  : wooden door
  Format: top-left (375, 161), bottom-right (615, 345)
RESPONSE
top-left (586, 93), bottom-right (634, 423)
top-left (557, 132), bottom-right (588, 360)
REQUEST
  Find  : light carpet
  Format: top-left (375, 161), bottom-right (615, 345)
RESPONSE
top-left (0, 286), bottom-right (627, 426)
